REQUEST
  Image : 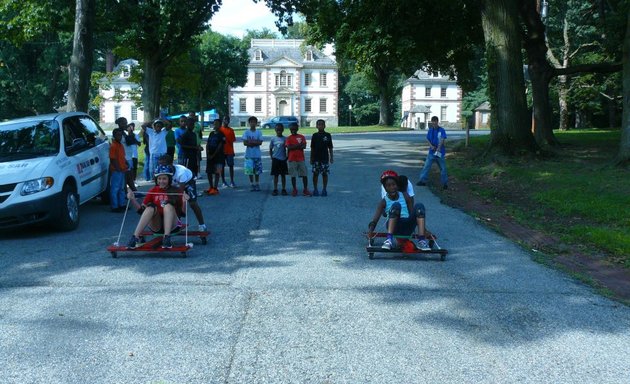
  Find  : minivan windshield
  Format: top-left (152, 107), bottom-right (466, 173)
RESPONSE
top-left (0, 120), bottom-right (60, 162)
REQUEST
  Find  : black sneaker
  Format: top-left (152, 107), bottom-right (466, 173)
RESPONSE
top-left (127, 235), bottom-right (140, 249)
top-left (416, 181), bottom-right (427, 186)
top-left (162, 235), bottom-right (173, 249)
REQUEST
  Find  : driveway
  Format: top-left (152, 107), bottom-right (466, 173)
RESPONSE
top-left (1, 131), bottom-right (629, 383)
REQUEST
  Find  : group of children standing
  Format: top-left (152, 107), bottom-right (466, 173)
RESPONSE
top-left (251, 116), bottom-right (333, 196)
top-left (200, 115), bottom-right (334, 196)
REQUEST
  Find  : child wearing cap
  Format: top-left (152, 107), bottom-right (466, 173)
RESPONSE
top-left (368, 170), bottom-right (430, 251)
top-left (126, 164), bottom-right (186, 249)
top-left (144, 119), bottom-right (168, 179)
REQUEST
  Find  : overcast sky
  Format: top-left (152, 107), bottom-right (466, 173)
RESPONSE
top-left (210, 0), bottom-right (281, 38)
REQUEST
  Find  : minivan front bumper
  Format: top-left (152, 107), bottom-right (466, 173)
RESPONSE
top-left (0, 191), bottom-right (64, 229)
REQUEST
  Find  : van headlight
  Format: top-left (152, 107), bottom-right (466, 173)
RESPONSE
top-left (21, 177), bottom-right (54, 195)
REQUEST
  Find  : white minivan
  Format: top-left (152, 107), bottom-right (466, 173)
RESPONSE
top-left (0, 112), bottom-right (110, 230)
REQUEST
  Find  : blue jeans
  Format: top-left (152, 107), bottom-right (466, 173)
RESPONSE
top-left (144, 150), bottom-right (151, 181)
top-left (419, 152), bottom-right (448, 186)
top-left (109, 171), bottom-right (126, 209)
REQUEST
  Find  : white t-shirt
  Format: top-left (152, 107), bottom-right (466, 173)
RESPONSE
top-left (124, 133), bottom-right (140, 161)
top-left (242, 129), bottom-right (263, 158)
top-left (146, 127), bottom-right (167, 155)
top-left (173, 164), bottom-right (193, 184)
top-left (381, 180), bottom-right (414, 199)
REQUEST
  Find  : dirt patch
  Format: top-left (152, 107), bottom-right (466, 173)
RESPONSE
top-left (433, 175), bottom-right (630, 305)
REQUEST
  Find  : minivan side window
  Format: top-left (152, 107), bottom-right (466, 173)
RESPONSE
top-left (78, 116), bottom-right (106, 145)
top-left (63, 117), bottom-right (91, 155)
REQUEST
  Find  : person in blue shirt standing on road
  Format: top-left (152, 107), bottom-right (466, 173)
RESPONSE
top-left (417, 116), bottom-right (448, 190)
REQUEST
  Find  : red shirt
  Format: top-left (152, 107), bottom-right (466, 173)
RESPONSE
top-left (219, 126), bottom-right (236, 155)
top-left (143, 186), bottom-right (182, 216)
top-left (109, 140), bottom-right (128, 172)
top-left (285, 134), bottom-right (306, 162)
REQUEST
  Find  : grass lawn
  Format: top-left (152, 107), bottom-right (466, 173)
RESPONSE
top-left (447, 129), bottom-right (630, 268)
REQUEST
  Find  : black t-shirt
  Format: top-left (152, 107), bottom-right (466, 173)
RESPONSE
top-left (310, 131), bottom-right (333, 162)
top-left (180, 130), bottom-right (198, 159)
top-left (206, 131), bottom-right (225, 163)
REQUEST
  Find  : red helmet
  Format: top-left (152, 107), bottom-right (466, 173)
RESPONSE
top-left (380, 170), bottom-right (398, 182)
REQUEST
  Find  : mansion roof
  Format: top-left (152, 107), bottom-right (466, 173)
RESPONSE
top-left (249, 39), bottom-right (336, 69)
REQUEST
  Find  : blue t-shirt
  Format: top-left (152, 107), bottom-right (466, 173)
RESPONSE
top-left (242, 129), bottom-right (263, 158)
top-left (269, 136), bottom-right (287, 160)
top-left (384, 192), bottom-right (409, 218)
top-left (426, 126), bottom-right (447, 156)
top-left (174, 127), bottom-right (186, 157)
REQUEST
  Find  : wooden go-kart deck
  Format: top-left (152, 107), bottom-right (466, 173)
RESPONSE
top-left (107, 228), bottom-right (209, 258)
top-left (366, 231), bottom-right (448, 261)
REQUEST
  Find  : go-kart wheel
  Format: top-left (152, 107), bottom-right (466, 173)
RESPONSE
top-left (111, 251), bottom-right (117, 258)
top-left (200, 237), bottom-right (207, 245)
top-left (181, 252), bottom-right (187, 258)
top-left (440, 253), bottom-right (446, 261)
top-left (368, 252), bottom-right (374, 260)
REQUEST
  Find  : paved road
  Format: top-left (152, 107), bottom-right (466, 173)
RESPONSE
top-left (1, 131), bottom-right (629, 383)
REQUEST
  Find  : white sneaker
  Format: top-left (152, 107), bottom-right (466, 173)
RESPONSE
top-left (382, 238), bottom-right (394, 250)
top-left (416, 239), bottom-right (431, 251)
top-left (198, 224), bottom-right (207, 232)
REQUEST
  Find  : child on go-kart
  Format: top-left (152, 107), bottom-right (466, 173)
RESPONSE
top-left (368, 170), bottom-right (431, 251)
top-left (126, 164), bottom-right (187, 249)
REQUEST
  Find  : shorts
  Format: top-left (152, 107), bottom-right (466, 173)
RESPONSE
top-left (244, 157), bottom-right (263, 175)
top-left (206, 160), bottom-right (224, 174)
top-left (386, 203), bottom-right (425, 236)
top-left (182, 179), bottom-right (198, 202)
top-left (312, 161), bottom-right (330, 175)
top-left (271, 158), bottom-right (288, 176)
top-left (288, 161), bottom-right (307, 177)
top-left (224, 155), bottom-right (235, 167)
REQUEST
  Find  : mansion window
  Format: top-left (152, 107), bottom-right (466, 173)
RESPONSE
top-left (254, 49), bottom-right (263, 61)
top-left (305, 50), bottom-right (313, 61)
top-left (319, 98), bottom-right (327, 113)
top-left (239, 98), bottom-right (247, 113)
top-left (131, 106), bottom-right (138, 121)
top-left (304, 73), bottom-right (311, 86)
top-left (305, 98), bottom-right (312, 112)
top-left (255, 98), bottom-right (262, 113)
top-left (275, 70), bottom-right (293, 87)
top-left (320, 73), bottom-right (327, 87)
top-left (441, 87), bottom-right (447, 98)
top-left (425, 87), bottom-right (432, 97)
top-left (114, 105), bottom-right (121, 119)
top-left (122, 66), bottom-right (130, 78)
top-left (254, 72), bottom-right (262, 86)
top-left (441, 106), bottom-right (447, 121)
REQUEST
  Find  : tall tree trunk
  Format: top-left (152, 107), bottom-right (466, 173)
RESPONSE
top-left (481, 0), bottom-right (538, 154)
top-left (557, 75), bottom-right (569, 130)
top-left (374, 66), bottom-right (392, 126)
top-left (106, 50), bottom-right (115, 73)
top-left (142, 56), bottom-right (166, 122)
top-left (556, 14), bottom-right (571, 131)
top-left (616, 10), bottom-right (630, 166)
top-left (521, 0), bottom-right (559, 147)
top-left (66, 0), bottom-right (95, 113)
